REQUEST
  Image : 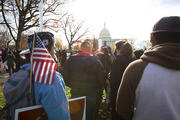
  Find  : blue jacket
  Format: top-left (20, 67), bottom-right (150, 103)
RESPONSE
top-left (21, 63), bottom-right (70, 120)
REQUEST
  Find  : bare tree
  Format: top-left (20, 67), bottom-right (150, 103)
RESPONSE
top-left (60, 14), bottom-right (88, 51)
top-left (92, 38), bottom-right (98, 52)
top-left (126, 38), bottom-right (136, 50)
top-left (0, 0), bottom-right (67, 50)
top-left (55, 37), bottom-right (64, 50)
top-left (0, 25), bottom-right (11, 48)
top-left (143, 39), bottom-right (151, 50)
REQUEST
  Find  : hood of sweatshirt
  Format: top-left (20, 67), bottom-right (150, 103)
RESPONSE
top-left (141, 43), bottom-right (180, 70)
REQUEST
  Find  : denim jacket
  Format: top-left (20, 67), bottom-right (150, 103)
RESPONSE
top-left (21, 63), bottom-right (70, 120)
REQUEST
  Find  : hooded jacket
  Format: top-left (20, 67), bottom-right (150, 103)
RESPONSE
top-left (116, 43), bottom-right (180, 120)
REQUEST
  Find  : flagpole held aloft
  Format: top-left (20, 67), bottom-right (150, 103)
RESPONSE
top-left (30, 32), bottom-right (36, 93)
top-left (39, 0), bottom-right (43, 32)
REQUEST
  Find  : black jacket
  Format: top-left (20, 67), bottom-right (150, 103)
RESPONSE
top-left (62, 54), bottom-right (106, 96)
top-left (110, 55), bottom-right (135, 107)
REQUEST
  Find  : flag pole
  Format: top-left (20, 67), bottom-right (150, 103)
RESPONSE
top-left (30, 32), bottom-right (36, 93)
top-left (39, 0), bottom-right (43, 32)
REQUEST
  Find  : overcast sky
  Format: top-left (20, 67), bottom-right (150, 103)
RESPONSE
top-left (65, 0), bottom-right (180, 46)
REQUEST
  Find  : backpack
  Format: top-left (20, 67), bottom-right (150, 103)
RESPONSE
top-left (1, 69), bottom-right (35, 120)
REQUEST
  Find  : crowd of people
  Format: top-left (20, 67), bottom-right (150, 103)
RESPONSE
top-left (0, 46), bottom-right (67, 75)
top-left (1, 16), bottom-right (180, 120)
top-left (0, 48), bottom-right (26, 75)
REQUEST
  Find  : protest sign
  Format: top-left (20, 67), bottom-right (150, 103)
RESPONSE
top-left (15, 96), bottom-right (86, 120)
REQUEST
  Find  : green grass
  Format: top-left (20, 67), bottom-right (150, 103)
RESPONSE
top-left (0, 86), bottom-right (111, 119)
top-left (0, 85), bottom-right (5, 108)
top-left (66, 86), bottom-right (71, 99)
top-left (97, 90), bottom-right (111, 120)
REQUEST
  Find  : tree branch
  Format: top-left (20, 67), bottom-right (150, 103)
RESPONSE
top-left (23, 18), bottom-right (39, 31)
top-left (1, 0), bottom-right (16, 41)
top-left (15, 0), bottom-right (21, 12)
top-left (74, 28), bottom-right (88, 41)
top-left (12, 3), bottom-right (18, 28)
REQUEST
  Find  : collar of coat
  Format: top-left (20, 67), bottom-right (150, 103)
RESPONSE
top-left (73, 51), bottom-right (93, 56)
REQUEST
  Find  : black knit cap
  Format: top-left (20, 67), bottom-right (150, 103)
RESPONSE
top-left (152, 16), bottom-right (180, 33)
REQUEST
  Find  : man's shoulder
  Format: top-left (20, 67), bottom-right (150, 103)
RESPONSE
top-left (120, 59), bottom-right (149, 93)
top-left (123, 59), bottom-right (149, 83)
top-left (127, 59), bottom-right (148, 70)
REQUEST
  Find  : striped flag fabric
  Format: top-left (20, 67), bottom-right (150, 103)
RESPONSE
top-left (32, 34), bottom-right (57, 85)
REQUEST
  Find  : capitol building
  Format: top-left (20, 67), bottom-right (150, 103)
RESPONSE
top-left (99, 23), bottom-right (125, 50)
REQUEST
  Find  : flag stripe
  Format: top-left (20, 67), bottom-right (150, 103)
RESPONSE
top-left (34, 50), bottom-right (47, 53)
top-left (36, 62), bottom-right (44, 83)
top-left (46, 62), bottom-right (53, 84)
top-left (34, 48), bottom-right (48, 52)
top-left (49, 63), bottom-right (55, 84)
top-left (34, 52), bottom-right (50, 56)
top-left (41, 62), bottom-right (49, 84)
top-left (33, 54), bottom-right (52, 58)
top-left (33, 61), bottom-right (37, 81)
top-left (34, 50), bottom-right (47, 54)
top-left (33, 61), bottom-right (37, 75)
top-left (44, 62), bottom-right (51, 84)
top-left (51, 64), bottom-right (57, 84)
top-left (35, 62), bottom-right (41, 83)
top-left (39, 62), bottom-right (46, 83)
top-left (33, 59), bottom-right (54, 63)
top-left (33, 61), bottom-right (38, 81)
top-left (33, 57), bottom-right (54, 61)
top-left (34, 49), bottom-right (48, 55)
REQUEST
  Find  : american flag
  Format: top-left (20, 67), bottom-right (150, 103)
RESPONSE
top-left (32, 34), bottom-right (57, 85)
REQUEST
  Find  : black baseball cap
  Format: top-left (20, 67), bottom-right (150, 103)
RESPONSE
top-left (152, 16), bottom-right (180, 34)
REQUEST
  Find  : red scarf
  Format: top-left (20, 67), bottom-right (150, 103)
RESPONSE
top-left (73, 51), bottom-right (93, 56)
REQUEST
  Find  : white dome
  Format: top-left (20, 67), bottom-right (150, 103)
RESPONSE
top-left (99, 23), bottom-right (111, 39)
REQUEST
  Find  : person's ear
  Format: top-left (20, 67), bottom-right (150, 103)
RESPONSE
top-left (150, 33), bottom-right (156, 46)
